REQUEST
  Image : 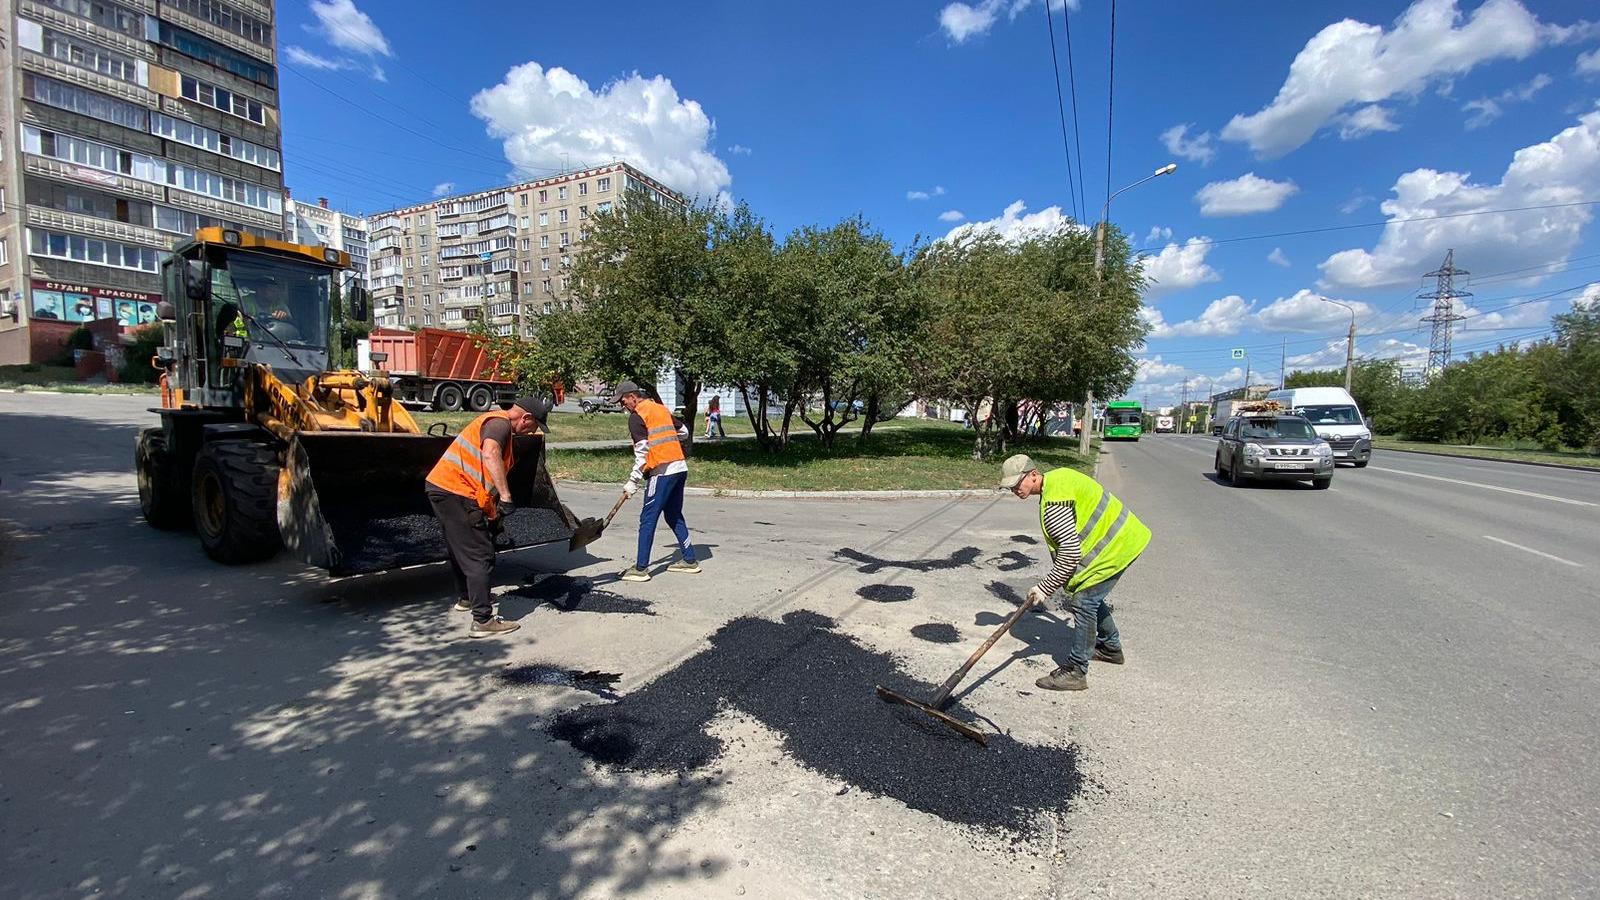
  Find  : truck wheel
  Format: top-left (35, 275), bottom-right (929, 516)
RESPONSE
top-left (435, 383), bottom-right (465, 412)
top-left (191, 441), bottom-right (282, 564)
top-left (468, 384), bottom-right (493, 411)
top-left (136, 427), bottom-right (189, 530)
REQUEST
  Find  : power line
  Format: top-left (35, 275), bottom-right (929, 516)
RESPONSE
top-left (1060, 0), bottom-right (1089, 224)
top-left (1041, 0), bottom-right (1079, 222)
top-left (1104, 0), bottom-right (1116, 213)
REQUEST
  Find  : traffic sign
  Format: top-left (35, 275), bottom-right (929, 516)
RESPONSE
top-left (1231, 348), bottom-right (1245, 359)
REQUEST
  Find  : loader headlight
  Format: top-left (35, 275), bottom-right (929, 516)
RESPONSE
top-left (323, 248), bottom-right (340, 263)
top-left (221, 229), bottom-right (242, 246)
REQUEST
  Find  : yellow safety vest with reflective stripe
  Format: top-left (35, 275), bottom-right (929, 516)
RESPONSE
top-left (636, 399), bottom-right (685, 474)
top-left (1039, 467), bottom-right (1150, 592)
top-left (426, 411), bottom-right (515, 514)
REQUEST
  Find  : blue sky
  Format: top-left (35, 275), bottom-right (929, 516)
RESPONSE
top-left (276, 0), bottom-right (1600, 405)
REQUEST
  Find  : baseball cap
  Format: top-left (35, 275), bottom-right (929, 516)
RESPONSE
top-left (607, 381), bottom-right (642, 402)
top-left (997, 454), bottom-right (1035, 490)
top-left (513, 394), bottom-right (554, 430)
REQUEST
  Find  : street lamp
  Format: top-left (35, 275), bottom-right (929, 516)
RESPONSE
top-left (1083, 162), bottom-right (1178, 455)
top-left (1320, 296), bottom-right (1357, 392)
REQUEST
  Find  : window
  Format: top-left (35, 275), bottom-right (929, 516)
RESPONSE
top-left (24, 125), bottom-right (165, 184)
top-left (37, 0), bottom-right (143, 37)
top-left (408, 315), bottom-right (416, 325)
top-left (597, 177), bottom-right (611, 192)
top-left (523, 283), bottom-right (533, 295)
top-left (579, 182), bottom-right (589, 196)
top-left (421, 235), bottom-right (430, 248)
top-left (154, 204), bottom-right (263, 238)
top-left (150, 114), bottom-right (280, 170)
top-left (405, 276), bottom-right (414, 288)
top-left (0, 240), bottom-right (7, 266)
top-left (540, 257), bottom-right (550, 271)
top-left (180, 74), bottom-right (265, 124)
top-left (166, 0), bottom-right (272, 45)
top-left (559, 232), bottom-right (569, 247)
top-left (538, 235), bottom-right (548, 249)
top-left (560, 255), bottom-right (571, 268)
top-left (424, 313), bottom-right (432, 325)
top-left (539, 189), bottom-right (548, 203)
top-left (579, 206), bottom-right (589, 219)
top-left (559, 209), bottom-right (569, 224)
top-left (423, 273), bottom-right (431, 285)
top-left (315, 224), bottom-right (329, 237)
top-left (404, 237), bottom-right (412, 249)
top-left (542, 278), bottom-right (553, 294)
top-left (543, 302), bottom-right (553, 314)
top-left (520, 238), bottom-right (530, 251)
top-left (561, 278), bottom-right (571, 291)
top-left (422, 294), bottom-right (430, 307)
top-left (519, 216), bottom-right (529, 229)
top-left (165, 162), bottom-right (282, 212)
top-left (596, 201), bottom-right (613, 215)
top-left (520, 260), bottom-right (529, 273)
top-left (29, 228), bottom-right (162, 272)
top-left (404, 257), bottom-right (413, 268)
top-left (537, 212), bottom-right (548, 227)
top-left (23, 74), bottom-right (147, 130)
top-left (558, 186), bottom-right (568, 200)
top-left (520, 194), bottom-right (528, 206)
top-left (153, 20), bottom-right (275, 86)
top-left (28, 25), bottom-right (143, 85)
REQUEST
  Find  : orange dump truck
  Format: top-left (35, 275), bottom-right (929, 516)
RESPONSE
top-left (367, 327), bottom-right (517, 412)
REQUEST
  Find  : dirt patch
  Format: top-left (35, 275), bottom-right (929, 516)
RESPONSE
top-left (856, 584), bottom-right (916, 603)
top-left (513, 574), bottom-right (655, 615)
top-left (548, 610), bottom-right (1080, 837)
top-left (910, 623), bottom-right (960, 644)
top-left (834, 546), bottom-right (981, 574)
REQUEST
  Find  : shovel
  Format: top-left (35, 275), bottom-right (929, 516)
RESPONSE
top-left (568, 493), bottom-right (629, 552)
top-left (875, 586), bottom-right (1047, 746)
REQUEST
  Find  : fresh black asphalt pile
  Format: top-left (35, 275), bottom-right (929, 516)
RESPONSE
top-left (548, 610), bottom-right (1080, 836)
top-left (987, 581), bottom-right (1025, 606)
top-left (910, 623), bottom-right (960, 644)
top-left (1010, 534), bottom-right (1038, 545)
top-left (514, 574), bottom-right (655, 615)
top-left (835, 546), bottom-right (982, 574)
top-left (493, 664), bottom-right (621, 697)
top-left (325, 506), bottom-right (571, 574)
top-left (856, 584), bottom-right (915, 603)
top-left (992, 551), bottom-right (1032, 572)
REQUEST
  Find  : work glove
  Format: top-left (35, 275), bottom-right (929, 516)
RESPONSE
top-left (496, 499), bottom-right (516, 520)
top-left (1025, 586), bottom-right (1048, 608)
top-left (622, 481), bottom-right (638, 499)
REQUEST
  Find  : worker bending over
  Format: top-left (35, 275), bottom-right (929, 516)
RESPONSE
top-left (998, 453), bottom-right (1151, 691)
top-left (610, 381), bottom-right (700, 582)
top-left (425, 396), bottom-right (552, 637)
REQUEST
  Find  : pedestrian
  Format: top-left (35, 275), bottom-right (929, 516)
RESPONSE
top-left (611, 381), bottom-right (700, 582)
top-left (707, 395), bottom-right (725, 441)
top-left (424, 395), bottom-right (552, 637)
top-left (997, 453), bottom-right (1151, 691)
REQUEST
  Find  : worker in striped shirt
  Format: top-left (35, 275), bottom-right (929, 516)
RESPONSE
top-left (998, 453), bottom-right (1152, 691)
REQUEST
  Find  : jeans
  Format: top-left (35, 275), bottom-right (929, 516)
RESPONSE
top-left (426, 488), bottom-right (496, 623)
top-left (636, 471), bottom-right (695, 568)
top-left (707, 413), bottom-right (725, 439)
top-left (1062, 569), bottom-right (1125, 673)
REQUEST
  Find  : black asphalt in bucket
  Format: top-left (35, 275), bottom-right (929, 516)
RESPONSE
top-left (548, 610), bottom-right (1080, 836)
top-left (323, 507), bottom-right (572, 574)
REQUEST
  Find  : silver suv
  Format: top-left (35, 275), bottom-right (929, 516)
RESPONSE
top-left (1215, 413), bottom-right (1334, 490)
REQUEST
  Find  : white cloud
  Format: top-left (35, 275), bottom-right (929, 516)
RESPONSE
top-left (907, 186), bottom-right (947, 201)
top-left (1221, 0), bottom-right (1560, 158)
top-left (471, 63), bottom-right (731, 201)
top-left (309, 0), bottom-right (391, 57)
top-left (1268, 247), bottom-right (1291, 267)
top-left (1463, 73), bottom-right (1553, 128)
top-left (1320, 108), bottom-right (1600, 289)
top-left (1578, 282), bottom-right (1600, 308)
top-left (1145, 225), bottom-right (1173, 245)
top-left (943, 200), bottom-right (1075, 244)
top-left (1340, 192), bottom-right (1376, 215)
top-left (431, 181), bottom-right (456, 198)
top-left (1255, 289), bottom-right (1375, 333)
top-left (1135, 355), bottom-right (1188, 383)
top-left (284, 45), bottom-right (349, 70)
top-left (938, 210), bottom-right (966, 222)
top-left (1195, 172), bottom-right (1299, 216)
top-left (369, 64), bottom-right (387, 83)
top-left (1146, 295), bottom-right (1255, 338)
top-left (728, 144), bottom-right (753, 155)
top-left (1338, 104), bottom-right (1402, 139)
top-left (938, 0), bottom-right (1078, 43)
top-left (1581, 48), bottom-right (1600, 74)
top-left (1160, 123), bottom-right (1217, 165)
top-left (1142, 238), bottom-right (1222, 298)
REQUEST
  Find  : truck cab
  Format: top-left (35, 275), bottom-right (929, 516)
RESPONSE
top-left (1264, 387), bottom-right (1372, 467)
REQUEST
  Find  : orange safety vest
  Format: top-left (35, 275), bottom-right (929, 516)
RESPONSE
top-left (426, 411), bottom-right (515, 513)
top-left (636, 399), bottom-right (686, 474)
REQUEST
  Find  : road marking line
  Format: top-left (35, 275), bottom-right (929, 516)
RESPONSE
top-left (1367, 466), bottom-right (1599, 507)
top-left (1482, 535), bottom-right (1584, 567)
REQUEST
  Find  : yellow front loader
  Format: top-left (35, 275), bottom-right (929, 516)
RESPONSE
top-left (135, 228), bottom-right (577, 575)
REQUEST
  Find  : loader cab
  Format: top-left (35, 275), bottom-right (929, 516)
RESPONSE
top-left (161, 228), bottom-right (360, 408)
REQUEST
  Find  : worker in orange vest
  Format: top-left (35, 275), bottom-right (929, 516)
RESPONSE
top-left (425, 395), bottom-right (552, 637)
top-left (611, 381), bottom-right (700, 582)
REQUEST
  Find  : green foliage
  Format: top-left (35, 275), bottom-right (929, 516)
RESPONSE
top-left (1284, 359), bottom-right (1404, 431)
top-left (118, 324), bottom-right (165, 384)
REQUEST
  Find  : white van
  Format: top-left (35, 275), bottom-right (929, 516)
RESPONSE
top-left (1264, 386), bottom-right (1372, 466)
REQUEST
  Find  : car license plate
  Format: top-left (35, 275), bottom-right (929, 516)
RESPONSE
top-left (1272, 463), bottom-right (1307, 470)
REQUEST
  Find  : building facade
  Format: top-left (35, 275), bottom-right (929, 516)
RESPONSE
top-left (285, 195), bottom-right (367, 290)
top-left (0, 0), bottom-right (285, 365)
top-left (368, 162), bottom-right (681, 335)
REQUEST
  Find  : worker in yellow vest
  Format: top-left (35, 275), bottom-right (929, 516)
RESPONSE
top-left (610, 381), bottom-right (700, 582)
top-left (998, 453), bottom-right (1151, 691)
top-left (425, 396), bottom-right (552, 637)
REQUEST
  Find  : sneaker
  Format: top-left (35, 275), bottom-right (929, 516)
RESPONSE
top-left (1035, 667), bottom-right (1088, 691)
top-left (1093, 644), bottom-right (1125, 665)
top-left (666, 559), bottom-right (702, 574)
top-left (453, 598), bottom-right (472, 613)
top-left (469, 616), bottom-right (520, 638)
top-left (618, 565), bottom-right (652, 583)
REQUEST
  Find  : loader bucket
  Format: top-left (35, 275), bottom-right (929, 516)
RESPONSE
top-left (278, 432), bottom-right (578, 576)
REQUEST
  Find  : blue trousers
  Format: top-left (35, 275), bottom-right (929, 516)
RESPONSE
top-left (1063, 569), bottom-right (1125, 673)
top-left (636, 471), bottom-right (695, 568)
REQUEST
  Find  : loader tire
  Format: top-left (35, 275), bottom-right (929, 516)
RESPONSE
top-left (136, 427), bottom-right (190, 530)
top-left (192, 440), bottom-right (282, 565)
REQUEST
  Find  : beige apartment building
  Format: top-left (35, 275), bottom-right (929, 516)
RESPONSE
top-left (0, 0), bottom-right (286, 365)
top-left (368, 162), bottom-right (681, 336)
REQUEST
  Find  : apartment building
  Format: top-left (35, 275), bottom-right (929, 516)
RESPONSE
top-left (285, 194), bottom-right (368, 290)
top-left (369, 162), bottom-right (681, 335)
top-left (0, 0), bottom-right (285, 365)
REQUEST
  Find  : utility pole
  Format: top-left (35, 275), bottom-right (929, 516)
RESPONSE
top-left (1279, 338), bottom-right (1287, 390)
top-left (1319, 296), bottom-right (1358, 392)
top-left (1418, 249), bottom-right (1470, 380)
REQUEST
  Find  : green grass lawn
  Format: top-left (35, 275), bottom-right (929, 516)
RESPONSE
top-left (1375, 438), bottom-right (1600, 470)
top-left (544, 423), bottom-right (1096, 491)
top-left (413, 409), bottom-right (928, 444)
top-left (0, 365), bottom-right (156, 393)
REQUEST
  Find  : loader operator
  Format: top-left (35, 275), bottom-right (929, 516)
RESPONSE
top-left (425, 396), bottom-right (553, 637)
top-left (610, 381), bottom-right (700, 582)
top-left (998, 453), bottom-right (1151, 692)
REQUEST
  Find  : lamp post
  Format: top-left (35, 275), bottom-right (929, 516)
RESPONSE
top-left (1083, 162), bottom-right (1178, 456)
top-left (1320, 296), bottom-right (1357, 392)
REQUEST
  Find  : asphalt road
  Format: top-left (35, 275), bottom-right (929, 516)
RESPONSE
top-left (1, 392), bottom-right (1596, 898)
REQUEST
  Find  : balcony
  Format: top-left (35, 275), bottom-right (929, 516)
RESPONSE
top-left (27, 205), bottom-right (172, 250)
top-left (25, 154), bottom-right (165, 204)
top-left (160, 6), bottom-right (275, 66)
top-left (20, 50), bottom-right (159, 109)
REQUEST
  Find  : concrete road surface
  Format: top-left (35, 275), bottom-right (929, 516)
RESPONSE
top-left (1, 393), bottom-right (1597, 898)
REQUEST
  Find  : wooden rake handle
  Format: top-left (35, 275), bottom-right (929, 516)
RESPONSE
top-left (929, 589), bottom-right (1044, 708)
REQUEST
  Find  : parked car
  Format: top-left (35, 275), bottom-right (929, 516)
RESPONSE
top-left (579, 396), bottom-right (623, 414)
top-left (1264, 386), bottom-right (1372, 467)
top-left (1215, 411), bottom-right (1334, 489)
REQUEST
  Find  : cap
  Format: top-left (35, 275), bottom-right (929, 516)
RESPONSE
top-left (513, 394), bottom-right (554, 429)
top-left (997, 454), bottom-right (1035, 490)
top-left (607, 381), bottom-right (642, 402)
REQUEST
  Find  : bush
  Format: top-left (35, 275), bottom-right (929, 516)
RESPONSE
top-left (119, 324), bottom-right (165, 384)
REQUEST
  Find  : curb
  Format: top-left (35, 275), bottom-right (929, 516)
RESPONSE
top-left (1373, 444), bottom-right (1600, 475)
top-left (557, 480), bottom-right (996, 500)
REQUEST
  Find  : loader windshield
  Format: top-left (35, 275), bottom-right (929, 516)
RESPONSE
top-left (212, 252), bottom-right (332, 350)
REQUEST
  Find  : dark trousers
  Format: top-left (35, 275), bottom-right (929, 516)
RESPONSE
top-left (636, 471), bottom-right (694, 569)
top-left (427, 488), bottom-right (496, 622)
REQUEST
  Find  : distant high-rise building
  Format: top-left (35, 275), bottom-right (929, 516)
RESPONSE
top-left (0, 0), bottom-right (286, 364)
top-left (285, 195), bottom-right (368, 290)
top-left (367, 162), bottom-right (682, 334)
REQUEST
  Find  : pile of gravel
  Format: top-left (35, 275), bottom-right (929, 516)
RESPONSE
top-left (548, 610), bottom-right (1080, 836)
top-left (513, 574), bottom-right (654, 615)
top-left (835, 546), bottom-right (982, 574)
top-left (910, 623), bottom-right (960, 644)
